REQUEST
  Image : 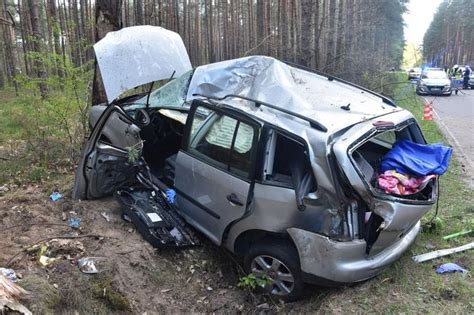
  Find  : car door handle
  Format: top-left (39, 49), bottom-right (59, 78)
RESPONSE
top-left (227, 193), bottom-right (244, 206)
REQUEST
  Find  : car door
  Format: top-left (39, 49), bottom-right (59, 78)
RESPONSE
top-left (174, 100), bottom-right (261, 245)
top-left (72, 105), bottom-right (142, 200)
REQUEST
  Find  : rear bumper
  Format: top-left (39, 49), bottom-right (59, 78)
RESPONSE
top-left (288, 221), bottom-right (420, 284)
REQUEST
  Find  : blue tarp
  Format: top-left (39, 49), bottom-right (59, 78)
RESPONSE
top-left (380, 140), bottom-right (452, 176)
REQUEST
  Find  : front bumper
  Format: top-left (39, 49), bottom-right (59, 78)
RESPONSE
top-left (417, 85), bottom-right (451, 95)
top-left (287, 221), bottom-right (420, 284)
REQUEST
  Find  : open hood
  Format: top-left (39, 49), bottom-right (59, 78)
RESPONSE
top-left (94, 25), bottom-right (192, 103)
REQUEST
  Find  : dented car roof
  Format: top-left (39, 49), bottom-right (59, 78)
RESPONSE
top-left (187, 56), bottom-right (401, 133)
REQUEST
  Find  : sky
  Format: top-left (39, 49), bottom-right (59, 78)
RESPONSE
top-left (404, 0), bottom-right (444, 46)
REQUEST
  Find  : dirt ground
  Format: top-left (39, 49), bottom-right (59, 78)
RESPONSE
top-left (0, 183), bottom-right (262, 314)
top-left (1, 178), bottom-right (472, 314)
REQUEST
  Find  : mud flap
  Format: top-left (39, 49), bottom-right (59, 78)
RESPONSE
top-left (115, 187), bottom-right (200, 248)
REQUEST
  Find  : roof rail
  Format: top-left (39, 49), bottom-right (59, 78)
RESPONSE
top-left (283, 61), bottom-right (397, 107)
top-left (192, 93), bottom-right (328, 133)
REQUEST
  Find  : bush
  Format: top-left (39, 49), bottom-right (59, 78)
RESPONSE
top-left (0, 54), bottom-right (92, 184)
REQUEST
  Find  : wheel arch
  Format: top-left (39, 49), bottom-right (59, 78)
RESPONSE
top-left (232, 229), bottom-right (298, 257)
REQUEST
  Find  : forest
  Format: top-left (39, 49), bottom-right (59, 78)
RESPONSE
top-left (423, 0), bottom-right (474, 67)
top-left (0, 0), bottom-right (408, 98)
top-left (1, 1), bottom-right (474, 314)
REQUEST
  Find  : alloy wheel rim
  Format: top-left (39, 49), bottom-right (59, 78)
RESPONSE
top-left (250, 255), bottom-right (295, 295)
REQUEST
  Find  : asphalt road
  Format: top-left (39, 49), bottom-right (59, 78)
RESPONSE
top-left (425, 89), bottom-right (474, 186)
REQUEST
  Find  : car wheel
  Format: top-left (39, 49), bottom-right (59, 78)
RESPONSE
top-left (243, 239), bottom-right (305, 301)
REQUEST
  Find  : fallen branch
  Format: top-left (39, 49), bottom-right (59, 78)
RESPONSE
top-left (0, 274), bottom-right (31, 315)
top-left (6, 234), bottom-right (103, 267)
top-left (244, 34), bottom-right (273, 56)
top-left (412, 241), bottom-right (474, 263)
top-left (0, 223), bottom-right (69, 232)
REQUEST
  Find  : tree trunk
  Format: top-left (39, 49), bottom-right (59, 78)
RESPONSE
top-left (92, 0), bottom-right (123, 105)
top-left (28, 0), bottom-right (48, 99)
top-left (135, 0), bottom-right (144, 25)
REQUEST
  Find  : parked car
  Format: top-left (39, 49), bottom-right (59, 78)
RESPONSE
top-left (74, 26), bottom-right (440, 301)
top-left (416, 69), bottom-right (452, 95)
top-left (407, 67), bottom-right (421, 80)
top-left (468, 72), bottom-right (474, 89)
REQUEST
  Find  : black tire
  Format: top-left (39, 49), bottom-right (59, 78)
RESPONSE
top-left (243, 238), bottom-right (305, 302)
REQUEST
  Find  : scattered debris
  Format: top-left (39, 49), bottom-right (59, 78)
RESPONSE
top-left (166, 189), bottom-right (176, 204)
top-left (257, 303), bottom-right (270, 310)
top-left (61, 212), bottom-right (67, 221)
top-left (436, 263), bottom-right (467, 274)
top-left (68, 217), bottom-right (82, 229)
top-left (49, 192), bottom-right (63, 202)
top-left (160, 289), bottom-right (172, 293)
top-left (39, 255), bottom-right (57, 267)
top-left (121, 213), bottom-right (132, 222)
top-left (424, 243), bottom-right (436, 250)
top-left (0, 268), bottom-right (18, 282)
top-left (101, 212), bottom-right (111, 222)
top-left (0, 185), bottom-right (9, 193)
top-left (442, 229), bottom-right (472, 240)
top-left (412, 241), bottom-right (474, 263)
top-left (0, 274), bottom-right (32, 315)
top-left (78, 257), bottom-right (98, 274)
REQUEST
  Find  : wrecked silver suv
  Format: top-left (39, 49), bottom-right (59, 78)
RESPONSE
top-left (73, 26), bottom-right (439, 301)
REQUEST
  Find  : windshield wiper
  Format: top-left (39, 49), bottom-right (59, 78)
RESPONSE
top-left (146, 70), bottom-right (176, 109)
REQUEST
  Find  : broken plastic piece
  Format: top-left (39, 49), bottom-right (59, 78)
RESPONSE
top-left (78, 257), bottom-right (98, 274)
top-left (49, 192), bottom-right (63, 202)
top-left (412, 241), bottom-right (474, 263)
top-left (443, 230), bottom-right (472, 240)
top-left (435, 263), bottom-right (467, 274)
top-left (166, 189), bottom-right (176, 204)
top-left (39, 255), bottom-right (57, 267)
top-left (100, 212), bottom-right (111, 222)
top-left (68, 217), bottom-right (81, 229)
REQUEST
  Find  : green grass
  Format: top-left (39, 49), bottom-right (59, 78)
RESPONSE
top-left (0, 88), bottom-right (30, 143)
top-left (306, 74), bottom-right (474, 314)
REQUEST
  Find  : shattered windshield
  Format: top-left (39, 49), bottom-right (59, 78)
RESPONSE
top-left (131, 70), bottom-right (193, 109)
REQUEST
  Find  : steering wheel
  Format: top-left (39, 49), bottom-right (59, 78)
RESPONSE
top-left (133, 108), bottom-right (151, 127)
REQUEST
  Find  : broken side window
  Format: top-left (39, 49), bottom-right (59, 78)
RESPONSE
top-left (263, 131), bottom-right (317, 206)
top-left (188, 108), bottom-right (257, 179)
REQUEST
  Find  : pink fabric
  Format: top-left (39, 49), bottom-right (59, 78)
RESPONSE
top-left (377, 170), bottom-right (436, 195)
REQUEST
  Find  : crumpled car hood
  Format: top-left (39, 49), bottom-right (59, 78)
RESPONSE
top-left (94, 26), bottom-right (192, 103)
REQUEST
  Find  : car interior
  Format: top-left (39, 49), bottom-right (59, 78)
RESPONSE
top-left (351, 126), bottom-right (435, 201)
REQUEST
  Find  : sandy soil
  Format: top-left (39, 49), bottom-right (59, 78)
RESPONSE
top-left (0, 184), bottom-right (270, 314)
